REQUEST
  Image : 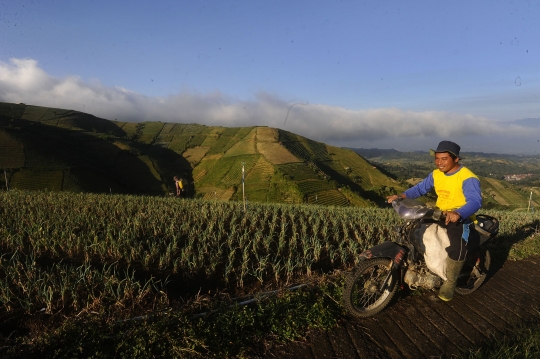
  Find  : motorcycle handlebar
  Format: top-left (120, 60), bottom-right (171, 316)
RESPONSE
top-left (432, 208), bottom-right (444, 221)
top-left (391, 197), bottom-right (446, 221)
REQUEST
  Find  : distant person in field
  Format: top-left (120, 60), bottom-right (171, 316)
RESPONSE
top-left (174, 176), bottom-right (184, 197)
top-left (386, 140), bottom-right (482, 302)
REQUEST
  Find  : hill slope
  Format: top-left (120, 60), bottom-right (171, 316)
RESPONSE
top-left (0, 102), bottom-right (403, 206)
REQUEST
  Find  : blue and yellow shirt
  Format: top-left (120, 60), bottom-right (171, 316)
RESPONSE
top-left (404, 166), bottom-right (482, 220)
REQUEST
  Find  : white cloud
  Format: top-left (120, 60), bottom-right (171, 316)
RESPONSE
top-left (1, 58), bottom-right (538, 153)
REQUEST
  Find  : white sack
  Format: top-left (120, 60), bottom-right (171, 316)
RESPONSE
top-left (414, 223), bottom-right (450, 280)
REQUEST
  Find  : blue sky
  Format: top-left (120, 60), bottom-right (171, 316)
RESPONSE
top-left (1, 1), bottom-right (539, 153)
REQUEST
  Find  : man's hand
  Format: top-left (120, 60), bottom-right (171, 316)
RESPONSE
top-left (444, 211), bottom-right (461, 224)
top-left (386, 194), bottom-right (404, 203)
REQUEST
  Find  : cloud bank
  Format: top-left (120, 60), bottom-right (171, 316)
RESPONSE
top-left (1, 58), bottom-right (538, 153)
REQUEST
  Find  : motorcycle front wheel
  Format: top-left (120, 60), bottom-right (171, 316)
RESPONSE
top-left (342, 258), bottom-right (398, 318)
top-left (455, 248), bottom-right (491, 295)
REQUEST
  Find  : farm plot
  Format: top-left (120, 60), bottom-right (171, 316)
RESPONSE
top-left (19, 139), bottom-right (69, 168)
top-left (157, 122), bottom-right (178, 137)
top-left (243, 156), bottom-right (275, 202)
top-left (205, 127), bottom-right (241, 154)
top-left (137, 122), bottom-right (166, 144)
top-left (179, 123), bottom-right (210, 135)
top-left (328, 146), bottom-right (404, 193)
top-left (223, 128), bottom-right (257, 157)
top-left (119, 122), bottom-right (140, 140)
top-left (277, 129), bottom-right (328, 157)
top-left (192, 154), bottom-right (222, 183)
top-left (199, 128), bottom-right (224, 148)
top-left (28, 108), bottom-right (79, 128)
top-left (484, 177), bottom-right (527, 207)
top-left (201, 186), bottom-right (233, 200)
top-left (0, 102), bottom-right (25, 119)
top-left (0, 130), bottom-right (25, 168)
top-left (0, 191), bottom-right (537, 303)
top-left (306, 189), bottom-right (348, 206)
top-left (198, 154), bottom-right (260, 188)
top-left (277, 163), bottom-right (320, 181)
top-left (0, 190), bottom-right (399, 303)
top-left (182, 146), bottom-right (210, 166)
top-left (257, 142), bottom-right (300, 164)
top-left (168, 134), bottom-right (193, 153)
top-left (186, 134), bottom-right (210, 148)
top-left (20, 105), bottom-right (48, 122)
top-left (256, 126), bottom-right (277, 142)
top-left (3, 190), bottom-right (532, 310)
top-left (296, 180), bottom-right (334, 195)
top-left (318, 159), bottom-right (349, 177)
top-left (232, 126), bottom-right (257, 140)
top-left (302, 137), bottom-right (331, 160)
top-left (1, 190), bottom-right (539, 358)
top-left (278, 131), bottom-right (315, 161)
top-left (245, 156), bottom-right (274, 184)
top-left (19, 106), bottom-right (52, 123)
top-left (9, 169), bottom-right (64, 191)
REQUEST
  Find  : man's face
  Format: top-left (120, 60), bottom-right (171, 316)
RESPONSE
top-left (434, 152), bottom-right (459, 173)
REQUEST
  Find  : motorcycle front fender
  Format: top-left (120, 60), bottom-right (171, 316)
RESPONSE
top-left (359, 241), bottom-right (407, 267)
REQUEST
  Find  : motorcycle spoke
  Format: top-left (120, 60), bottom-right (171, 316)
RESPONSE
top-left (352, 265), bottom-right (391, 309)
top-left (344, 257), bottom-right (399, 317)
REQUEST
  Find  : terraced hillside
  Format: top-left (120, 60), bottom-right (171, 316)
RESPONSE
top-left (0, 102), bottom-right (403, 206)
top-left (355, 148), bottom-right (540, 210)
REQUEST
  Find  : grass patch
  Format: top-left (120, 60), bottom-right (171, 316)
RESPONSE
top-left (506, 227), bottom-right (540, 260)
top-left (2, 279), bottom-right (344, 359)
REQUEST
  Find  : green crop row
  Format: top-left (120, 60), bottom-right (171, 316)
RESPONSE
top-left (0, 190), bottom-right (397, 315)
top-left (1, 190), bottom-right (539, 320)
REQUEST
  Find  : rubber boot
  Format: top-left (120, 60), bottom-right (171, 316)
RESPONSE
top-left (438, 257), bottom-right (465, 301)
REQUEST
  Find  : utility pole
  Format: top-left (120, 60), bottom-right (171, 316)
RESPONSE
top-left (528, 191), bottom-right (533, 212)
top-left (242, 163), bottom-right (246, 212)
top-left (3, 169), bottom-right (8, 191)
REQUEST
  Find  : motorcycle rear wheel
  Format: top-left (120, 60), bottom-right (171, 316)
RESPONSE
top-left (343, 258), bottom-right (398, 318)
top-left (455, 248), bottom-right (491, 295)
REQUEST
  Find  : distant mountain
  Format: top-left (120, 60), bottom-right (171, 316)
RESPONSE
top-left (351, 148), bottom-right (540, 162)
top-left (0, 102), bottom-right (404, 207)
top-left (508, 118), bottom-right (540, 127)
top-left (346, 148), bottom-right (402, 158)
top-left (351, 148), bottom-right (428, 160)
top-left (349, 147), bottom-right (540, 209)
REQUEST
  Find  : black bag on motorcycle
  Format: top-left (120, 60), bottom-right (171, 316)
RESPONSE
top-left (474, 214), bottom-right (499, 245)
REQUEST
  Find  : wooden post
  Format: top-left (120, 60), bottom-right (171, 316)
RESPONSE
top-left (242, 163), bottom-right (246, 212)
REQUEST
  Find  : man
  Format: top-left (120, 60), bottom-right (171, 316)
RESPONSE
top-left (174, 176), bottom-right (184, 197)
top-left (387, 140), bottom-right (482, 301)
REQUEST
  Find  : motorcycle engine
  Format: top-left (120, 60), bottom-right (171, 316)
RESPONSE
top-left (404, 266), bottom-right (443, 290)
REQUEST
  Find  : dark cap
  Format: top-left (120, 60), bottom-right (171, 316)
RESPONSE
top-left (429, 140), bottom-right (463, 159)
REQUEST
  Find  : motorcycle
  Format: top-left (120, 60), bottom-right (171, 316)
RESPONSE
top-left (342, 198), bottom-right (499, 318)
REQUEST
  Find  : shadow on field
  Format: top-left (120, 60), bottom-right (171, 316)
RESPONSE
top-left (1, 114), bottom-right (193, 196)
top-left (485, 218), bottom-right (540, 279)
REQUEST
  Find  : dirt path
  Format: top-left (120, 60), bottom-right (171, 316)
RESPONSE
top-left (265, 255), bottom-right (540, 359)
